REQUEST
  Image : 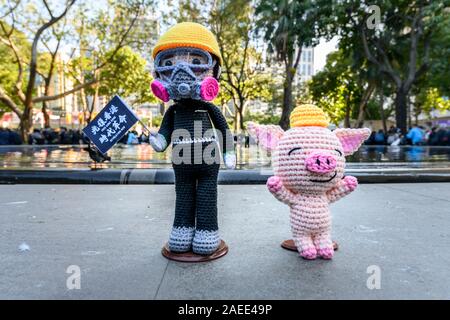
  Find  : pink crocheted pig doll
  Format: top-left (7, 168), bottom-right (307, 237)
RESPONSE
top-left (248, 104), bottom-right (370, 260)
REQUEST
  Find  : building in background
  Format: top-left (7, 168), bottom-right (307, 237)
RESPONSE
top-left (34, 54), bottom-right (80, 128)
top-left (296, 47), bottom-right (314, 83)
top-left (246, 47), bottom-right (315, 118)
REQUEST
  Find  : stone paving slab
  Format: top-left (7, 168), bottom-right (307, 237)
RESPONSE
top-left (0, 183), bottom-right (449, 299)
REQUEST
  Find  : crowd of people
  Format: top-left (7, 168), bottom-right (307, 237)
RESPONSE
top-left (365, 125), bottom-right (450, 146)
top-left (0, 128), bottom-right (22, 145)
top-left (0, 126), bottom-right (150, 146)
top-left (1, 124), bottom-right (450, 147)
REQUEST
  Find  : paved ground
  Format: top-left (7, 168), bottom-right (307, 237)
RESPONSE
top-left (0, 183), bottom-right (449, 299)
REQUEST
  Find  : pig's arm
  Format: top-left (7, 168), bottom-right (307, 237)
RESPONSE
top-left (267, 176), bottom-right (296, 205)
top-left (326, 176), bottom-right (358, 203)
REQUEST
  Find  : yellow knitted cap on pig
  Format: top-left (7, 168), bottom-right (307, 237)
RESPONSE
top-left (290, 104), bottom-right (329, 128)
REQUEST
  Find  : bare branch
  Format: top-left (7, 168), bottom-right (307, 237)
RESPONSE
top-left (414, 33), bottom-right (431, 80)
top-left (0, 86), bottom-right (23, 117)
top-left (217, 34), bottom-right (241, 94)
top-left (42, 0), bottom-right (54, 19)
top-left (0, 20), bottom-right (26, 103)
top-left (405, 7), bottom-right (423, 90)
top-left (0, 0), bottom-right (21, 20)
top-left (359, 23), bottom-right (401, 87)
top-left (237, 35), bottom-right (250, 87)
top-left (292, 47), bottom-right (302, 71)
top-left (24, 0), bottom-right (76, 106)
top-left (94, 3), bottom-right (142, 71)
top-left (33, 79), bottom-right (98, 103)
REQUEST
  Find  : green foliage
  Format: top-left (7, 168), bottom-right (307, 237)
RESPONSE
top-left (167, 0), bottom-right (275, 130)
top-left (0, 0), bottom-right (156, 137)
top-left (244, 110), bottom-right (280, 126)
top-left (0, 45), bottom-right (19, 111)
top-left (414, 13), bottom-right (450, 110)
top-left (151, 114), bottom-right (163, 127)
top-left (96, 46), bottom-right (156, 105)
top-left (416, 88), bottom-right (450, 116)
top-left (255, 0), bottom-right (331, 61)
top-left (0, 25), bottom-right (30, 112)
top-left (330, 0), bottom-right (450, 131)
top-left (308, 50), bottom-right (362, 124)
top-left (427, 16), bottom-right (450, 96)
top-left (255, 0), bottom-right (334, 128)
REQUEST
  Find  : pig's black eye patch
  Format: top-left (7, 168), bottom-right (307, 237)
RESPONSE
top-left (288, 147), bottom-right (302, 156)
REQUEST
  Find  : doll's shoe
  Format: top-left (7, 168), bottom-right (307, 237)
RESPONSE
top-left (192, 229), bottom-right (220, 255)
top-left (168, 226), bottom-right (195, 253)
top-left (317, 247), bottom-right (334, 260)
top-left (300, 247), bottom-right (317, 260)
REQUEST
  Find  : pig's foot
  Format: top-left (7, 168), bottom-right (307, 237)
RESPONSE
top-left (300, 247), bottom-right (317, 260)
top-left (313, 232), bottom-right (334, 260)
top-left (317, 247), bottom-right (334, 259)
top-left (294, 234), bottom-right (317, 260)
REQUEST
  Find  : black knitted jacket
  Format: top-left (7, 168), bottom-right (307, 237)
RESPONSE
top-left (158, 99), bottom-right (234, 156)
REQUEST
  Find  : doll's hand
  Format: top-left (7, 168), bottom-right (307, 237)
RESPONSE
top-left (343, 175), bottom-right (358, 191)
top-left (224, 152), bottom-right (236, 169)
top-left (267, 176), bottom-right (283, 193)
top-left (149, 133), bottom-right (167, 152)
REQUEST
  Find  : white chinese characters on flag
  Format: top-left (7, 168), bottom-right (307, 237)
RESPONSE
top-left (82, 95), bottom-right (139, 154)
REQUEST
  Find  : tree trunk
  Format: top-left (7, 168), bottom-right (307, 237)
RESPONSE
top-left (279, 68), bottom-right (294, 130)
top-left (42, 101), bottom-right (50, 127)
top-left (344, 105), bottom-right (351, 128)
top-left (233, 108), bottom-right (244, 133)
top-left (356, 82), bottom-right (376, 128)
top-left (87, 84), bottom-right (99, 123)
top-left (378, 91), bottom-right (387, 133)
top-left (19, 103), bottom-right (33, 142)
top-left (239, 110), bottom-right (245, 132)
top-left (394, 88), bottom-right (408, 133)
top-left (42, 73), bottom-right (52, 128)
top-left (236, 95), bottom-right (245, 133)
top-left (80, 88), bottom-right (88, 124)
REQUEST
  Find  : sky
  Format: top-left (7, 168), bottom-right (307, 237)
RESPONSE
top-left (314, 36), bottom-right (339, 73)
top-left (29, 0), bottom-right (337, 74)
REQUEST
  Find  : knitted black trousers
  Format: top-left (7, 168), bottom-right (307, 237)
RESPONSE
top-left (173, 163), bottom-right (220, 231)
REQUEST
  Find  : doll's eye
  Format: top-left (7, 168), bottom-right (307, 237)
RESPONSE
top-left (192, 58), bottom-right (201, 65)
top-left (335, 149), bottom-right (343, 156)
top-left (288, 147), bottom-right (302, 155)
top-left (164, 60), bottom-right (173, 66)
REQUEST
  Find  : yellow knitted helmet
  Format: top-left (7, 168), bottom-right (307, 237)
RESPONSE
top-left (290, 104), bottom-right (329, 128)
top-left (152, 22), bottom-right (222, 65)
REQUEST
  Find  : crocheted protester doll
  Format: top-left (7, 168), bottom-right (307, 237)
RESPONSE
top-left (149, 22), bottom-right (236, 255)
top-left (248, 104), bottom-right (370, 260)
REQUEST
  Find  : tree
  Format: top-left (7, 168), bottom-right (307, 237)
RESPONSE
top-left (255, 0), bottom-right (332, 129)
top-left (210, 0), bottom-right (274, 132)
top-left (37, 19), bottom-right (70, 127)
top-left (412, 13), bottom-right (450, 121)
top-left (332, 0), bottom-right (450, 133)
top-left (95, 46), bottom-right (156, 106)
top-left (172, 0), bottom-right (274, 132)
top-left (308, 50), bottom-right (362, 126)
top-left (0, 0), bottom-right (77, 140)
top-left (0, 22), bottom-right (30, 115)
top-left (0, 0), bottom-right (148, 140)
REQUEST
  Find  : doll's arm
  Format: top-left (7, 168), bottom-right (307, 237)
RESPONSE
top-left (150, 104), bottom-right (175, 152)
top-left (206, 103), bottom-right (236, 168)
top-left (326, 176), bottom-right (358, 203)
top-left (267, 176), bottom-right (296, 206)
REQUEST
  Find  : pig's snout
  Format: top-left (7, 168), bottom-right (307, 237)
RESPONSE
top-left (305, 152), bottom-right (337, 174)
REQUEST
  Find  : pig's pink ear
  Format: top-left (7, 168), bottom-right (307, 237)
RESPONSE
top-left (247, 123), bottom-right (284, 152)
top-left (334, 128), bottom-right (371, 156)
